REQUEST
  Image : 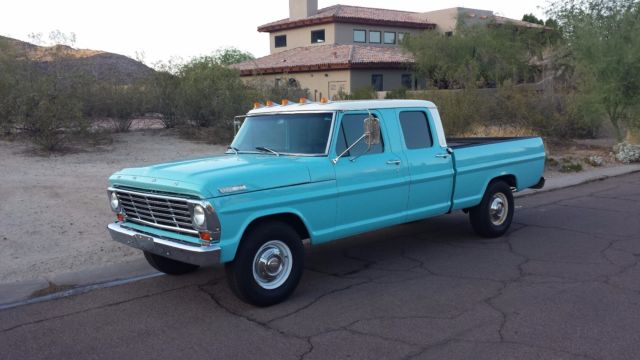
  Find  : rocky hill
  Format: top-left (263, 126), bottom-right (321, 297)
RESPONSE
top-left (0, 35), bottom-right (154, 85)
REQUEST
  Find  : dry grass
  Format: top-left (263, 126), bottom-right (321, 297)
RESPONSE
top-left (459, 124), bottom-right (539, 137)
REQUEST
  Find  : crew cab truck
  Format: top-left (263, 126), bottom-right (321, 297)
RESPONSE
top-left (107, 100), bottom-right (545, 306)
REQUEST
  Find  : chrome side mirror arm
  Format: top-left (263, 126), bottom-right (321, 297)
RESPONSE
top-left (332, 132), bottom-right (368, 164)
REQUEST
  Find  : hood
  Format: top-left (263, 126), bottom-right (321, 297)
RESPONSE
top-left (108, 154), bottom-right (312, 198)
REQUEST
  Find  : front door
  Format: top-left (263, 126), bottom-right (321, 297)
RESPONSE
top-left (332, 111), bottom-right (409, 238)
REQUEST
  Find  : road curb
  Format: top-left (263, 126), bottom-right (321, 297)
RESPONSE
top-left (516, 164), bottom-right (640, 198)
top-left (1, 164), bottom-right (639, 310)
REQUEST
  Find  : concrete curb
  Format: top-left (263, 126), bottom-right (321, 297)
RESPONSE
top-left (516, 164), bottom-right (640, 198)
top-left (2, 164), bottom-right (639, 310)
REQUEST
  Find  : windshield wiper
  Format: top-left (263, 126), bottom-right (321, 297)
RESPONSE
top-left (255, 146), bottom-right (280, 156)
top-left (227, 146), bottom-right (239, 155)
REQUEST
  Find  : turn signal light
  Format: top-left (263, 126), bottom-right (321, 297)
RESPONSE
top-left (116, 213), bottom-right (124, 221)
top-left (199, 231), bottom-right (212, 241)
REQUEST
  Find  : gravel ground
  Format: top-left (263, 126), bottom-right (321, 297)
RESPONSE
top-left (0, 130), bottom-right (225, 284)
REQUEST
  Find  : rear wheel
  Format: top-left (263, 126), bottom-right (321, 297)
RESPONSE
top-left (143, 251), bottom-right (200, 275)
top-left (469, 181), bottom-right (514, 238)
top-left (226, 221), bottom-right (304, 307)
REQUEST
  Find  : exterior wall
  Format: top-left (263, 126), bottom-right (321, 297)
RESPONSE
top-left (242, 70), bottom-right (351, 101)
top-left (350, 69), bottom-right (418, 92)
top-left (423, 7), bottom-right (494, 33)
top-left (270, 24), bottom-right (336, 53)
top-left (334, 23), bottom-right (424, 45)
top-left (289, 0), bottom-right (318, 20)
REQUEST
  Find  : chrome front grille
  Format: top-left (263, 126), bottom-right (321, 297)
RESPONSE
top-left (114, 189), bottom-right (197, 235)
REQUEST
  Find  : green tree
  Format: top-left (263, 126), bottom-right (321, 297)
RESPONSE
top-left (213, 47), bottom-right (254, 66)
top-left (522, 13), bottom-right (545, 25)
top-left (549, 0), bottom-right (640, 141)
top-left (177, 56), bottom-right (249, 133)
top-left (404, 23), bottom-right (550, 89)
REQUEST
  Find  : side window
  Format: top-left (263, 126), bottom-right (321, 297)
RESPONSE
top-left (275, 35), bottom-right (287, 48)
top-left (399, 111), bottom-right (433, 149)
top-left (311, 29), bottom-right (325, 43)
top-left (335, 114), bottom-right (384, 156)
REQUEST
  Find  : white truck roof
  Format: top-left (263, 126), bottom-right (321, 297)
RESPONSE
top-left (247, 99), bottom-right (437, 115)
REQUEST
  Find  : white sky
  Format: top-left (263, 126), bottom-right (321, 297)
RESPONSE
top-left (0, 0), bottom-right (549, 67)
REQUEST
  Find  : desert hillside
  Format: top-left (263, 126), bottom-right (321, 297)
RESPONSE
top-left (0, 35), bottom-right (154, 85)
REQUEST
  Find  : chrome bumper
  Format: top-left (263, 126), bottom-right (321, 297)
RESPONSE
top-left (107, 222), bottom-right (221, 266)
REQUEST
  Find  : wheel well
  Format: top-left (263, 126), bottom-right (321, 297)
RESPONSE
top-left (244, 213), bottom-right (310, 241)
top-left (491, 175), bottom-right (517, 190)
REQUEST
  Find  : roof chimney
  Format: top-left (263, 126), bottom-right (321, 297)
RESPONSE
top-left (290, 0), bottom-right (318, 20)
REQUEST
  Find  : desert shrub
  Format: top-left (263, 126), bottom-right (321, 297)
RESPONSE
top-left (336, 86), bottom-right (378, 100)
top-left (17, 73), bottom-right (86, 151)
top-left (384, 88), bottom-right (408, 99)
top-left (175, 56), bottom-right (250, 142)
top-left (247, 77), bottom-right (310, 103)
top-left (148, 70), bottom-right (181, 128)
top-left (408, 89), bottom-right (483, 136)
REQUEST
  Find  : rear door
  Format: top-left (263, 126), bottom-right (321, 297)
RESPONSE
top-left (396, 109), bottom-right (454, 221)
top-left (332, 111), bottom-right (409, 238)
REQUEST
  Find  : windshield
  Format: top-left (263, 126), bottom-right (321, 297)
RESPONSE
top-left (230, 112), bottom-right (334, 155)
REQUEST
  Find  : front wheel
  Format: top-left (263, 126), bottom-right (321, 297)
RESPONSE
top-left (469, 181), bottom-right (514, 238)
top-left (226, 221), bottom-right (304, 307)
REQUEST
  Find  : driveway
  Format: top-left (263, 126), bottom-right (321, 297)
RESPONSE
top-left (1, 173), bottom-right (639, 360)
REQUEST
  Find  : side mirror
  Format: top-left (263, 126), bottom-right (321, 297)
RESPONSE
top-left (332, 114), bottom-right (381, 164)
top-left (364, 115), bottom-right (381, 147)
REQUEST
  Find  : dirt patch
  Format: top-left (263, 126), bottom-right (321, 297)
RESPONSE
top-left (544, 138), bottom-right (620, 178)
top-left (0, 130), bottom-right (225, 284)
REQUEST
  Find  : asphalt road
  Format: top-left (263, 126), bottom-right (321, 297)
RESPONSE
top-left (1, 173), bottom-right (640, 360)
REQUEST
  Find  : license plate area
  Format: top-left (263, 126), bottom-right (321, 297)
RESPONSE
top-left (134, 233), bottom-right (154, 250)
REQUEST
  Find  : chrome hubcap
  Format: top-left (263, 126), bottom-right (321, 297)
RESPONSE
top-left (253, 240), bottom-right (292, 290)
top-left (489, 193), bottom-right (509, 226)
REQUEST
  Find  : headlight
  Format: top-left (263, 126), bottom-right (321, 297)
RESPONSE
top-left (110, 192), bottom-right (120, 211)
top-left (192, 205), bottom-right (206, 227)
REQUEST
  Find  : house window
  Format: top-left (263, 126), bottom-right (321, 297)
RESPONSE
top-left (311, 29), bottom-right (325, 43)
top-left (275, 35), bottom-right (287, 48)
top-left (399, 111), bottom-right (433, 149)
top-left (398, 32), bottom-right (408, 43)
top-left (369, 31), bottom-right (381, 43)
top-left (401, 74), bottom-right (413, 89)
top-left (445, 31), bottom-right (453, 37)
top-left (384, 32), bottom-right (396, 44)
top-left (371, 74), bottom-right (383, 91)
top-left (353, 29), bottom-right (366, 43)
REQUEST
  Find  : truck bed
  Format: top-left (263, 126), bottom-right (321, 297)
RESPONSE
top-left (447, 136), bottom-right (545, 211)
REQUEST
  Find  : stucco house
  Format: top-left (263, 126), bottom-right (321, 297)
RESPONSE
top-left (233, 0), bottom-right (545, 100)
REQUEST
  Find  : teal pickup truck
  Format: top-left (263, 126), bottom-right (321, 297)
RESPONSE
top-left (107, 99), bottom-right (545, 306)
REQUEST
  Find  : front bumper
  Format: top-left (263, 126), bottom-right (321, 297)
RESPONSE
top-left (108, 222), bottom-right (221, 266)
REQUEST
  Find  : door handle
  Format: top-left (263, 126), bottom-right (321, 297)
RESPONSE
top-left (435, 154), bottom-right (450, 159)
top-left (386, 159), bottom-right (401, 165)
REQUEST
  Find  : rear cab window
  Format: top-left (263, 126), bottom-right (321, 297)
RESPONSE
top-left (399, 111), bottom-right (433, 149)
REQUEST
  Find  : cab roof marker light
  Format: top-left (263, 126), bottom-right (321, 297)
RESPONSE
top-left (281, 99), bottom-right (289, 106)
top-left (253, 101), bottom-right (264, 109)
top-left (266, 100), bottom-right (275, 107)
top-left (299, 97), bottom-right (312, 104)
top-left (320, 97), bottom-right (329, 104)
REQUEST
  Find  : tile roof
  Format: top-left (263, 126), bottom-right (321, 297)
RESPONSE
top-left (258, 5), bottom-right (435, 32)
top-left (231, 44), bottom-right (414, 75)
